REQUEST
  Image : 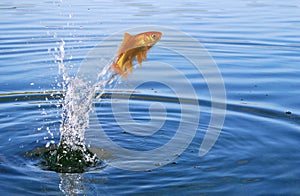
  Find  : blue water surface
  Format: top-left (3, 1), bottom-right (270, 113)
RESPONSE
top-left (1, 0), bottom-right (300, 195)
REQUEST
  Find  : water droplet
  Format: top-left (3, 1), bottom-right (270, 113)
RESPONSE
top-left (41, 109), bottom-right (47, 115)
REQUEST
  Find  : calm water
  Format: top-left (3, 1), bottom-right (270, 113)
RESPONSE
top-left (1, 0), bottom-right (300, 195)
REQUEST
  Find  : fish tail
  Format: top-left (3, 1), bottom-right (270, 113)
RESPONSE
top-left (112, 62), bottom-right (127, 78)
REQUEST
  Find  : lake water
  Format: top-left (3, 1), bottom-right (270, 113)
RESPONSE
top-left (1, 0), bottom-right (300, 195)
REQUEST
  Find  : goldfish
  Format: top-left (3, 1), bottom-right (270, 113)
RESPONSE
top-left (112, 31), bottom-right (162, 77)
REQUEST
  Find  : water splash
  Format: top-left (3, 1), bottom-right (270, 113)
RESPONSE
top-left (39, 39), bottom-right (117, 173)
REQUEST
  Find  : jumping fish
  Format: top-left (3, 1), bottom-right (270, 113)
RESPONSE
top-left (112, 31), bottom-right (162, 77)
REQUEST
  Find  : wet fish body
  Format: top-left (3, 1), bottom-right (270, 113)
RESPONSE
top-left (112, 31), bottom-right (162, 77)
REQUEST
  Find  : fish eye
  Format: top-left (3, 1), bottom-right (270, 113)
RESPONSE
top-left (151, 34), bottom-right (157, 39)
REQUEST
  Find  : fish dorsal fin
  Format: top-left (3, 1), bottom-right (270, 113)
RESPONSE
top-left (117, 33), bottom-right (132, 55)
top-left (123, 33), bottom-right (132, 42)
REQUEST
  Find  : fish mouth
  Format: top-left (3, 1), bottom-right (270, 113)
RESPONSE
top-left (153, 31), bottom-right (162, 40)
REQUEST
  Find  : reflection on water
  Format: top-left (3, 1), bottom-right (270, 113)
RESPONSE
top-left (59, 173), bottom-right (83, 195)
top-left (59, 173), bottom-right (86, 195)
top-left (59, 172), bottom-right (109, 195)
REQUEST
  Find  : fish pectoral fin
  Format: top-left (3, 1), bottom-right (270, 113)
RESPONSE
top-left (136, 53), bottom-right (143, 65)
top-left (141, 50), bottom-right (148, 60)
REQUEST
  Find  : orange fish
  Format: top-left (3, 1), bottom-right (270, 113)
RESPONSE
top-left (112, 31), bottom-right (162, 77)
